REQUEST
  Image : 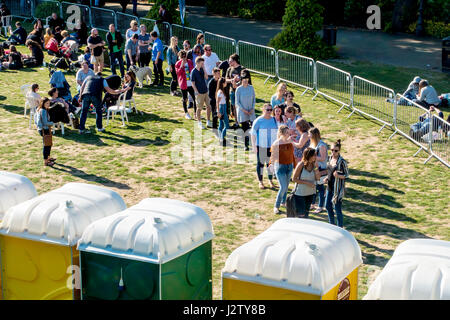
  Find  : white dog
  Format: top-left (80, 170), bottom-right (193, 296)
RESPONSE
top-left (130, 65), bottom-right (152, 88)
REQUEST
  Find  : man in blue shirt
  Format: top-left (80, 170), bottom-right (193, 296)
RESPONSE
top-left (150, 30), bottom-right (164, 87)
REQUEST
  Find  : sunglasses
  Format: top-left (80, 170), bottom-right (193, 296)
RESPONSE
top-left (205, 49), bottom-right (211, 51)
top-left (332, 149), bottom-right (339, 152)
top-left (265, 109), bottom-right (273, 112)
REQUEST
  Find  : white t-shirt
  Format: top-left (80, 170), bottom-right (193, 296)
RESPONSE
top-left (26, 91), bottom-right (41, 108)
top-left (126, 28), bottom-right (140, 41)
top-left (217, 90), bottom-right (226, 105)
top-left (202, 52), bottom-right (220, 76)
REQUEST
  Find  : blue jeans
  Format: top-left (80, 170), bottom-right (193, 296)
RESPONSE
top-left (313, 184), bottom-right (326, 208)
top-left (80, 95), bottom-right (102, 131)
top-left (325, 188), bottom-right (343, 227)
top-left (110, 51), bottom-right (125, 78)
top-left (274, 163), bottom-right (293, 208)
top-left (218, 103), bottom-right (229, 141)
top-left (411, 118), bottom-right (431, 135)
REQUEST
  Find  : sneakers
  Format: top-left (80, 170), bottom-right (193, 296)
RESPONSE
top-left (274, 207), bottom-right (281, 214)
top-left (97, 128), bottom-right (106, 133)
top-left (206, 120), bottom-right (212, 128)
top-left (79, 129), bottom-right (91, 134)
top-left (185, 113), bottom-right (192, 120)
top-left (314, 207), bottom-right (324, 214)
top-left (385, 98), bottom-right (395, 104)
top-left (198, 121), bottom-right (205, 129)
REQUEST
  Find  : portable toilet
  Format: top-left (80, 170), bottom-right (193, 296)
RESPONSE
top-left (77, 198), bottom-right (214, 300)
top-left (222, 218), bottom-right (362, 300)
top-left (0, 171), bottom-right (37, 221)
top-left (0, 183), bottom-right (126, 300)
top-left (364, 239), bottom-right (450, 300)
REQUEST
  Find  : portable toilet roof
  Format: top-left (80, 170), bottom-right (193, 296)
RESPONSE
top-left (0, 183), bottom-right (127, 246)
top-left (364, 239), bottom-right (450, 300)
top-left (222, 218), bottom-right (362, 296)
top-left (78, 198), bottom-right (214, 264)
top-left (0, 171), bottom-right (37, 220)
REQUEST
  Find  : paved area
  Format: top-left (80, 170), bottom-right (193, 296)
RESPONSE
top-left (104, 3), bottom-right (444, 71)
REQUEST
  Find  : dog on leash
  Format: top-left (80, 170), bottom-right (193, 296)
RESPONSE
top-left (130, 65), bottom-right (152, 88)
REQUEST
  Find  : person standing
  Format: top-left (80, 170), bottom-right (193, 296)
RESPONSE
top-left (215, 77), bottom-right (229, 146)
top-left (167, 36), bottom-right (180, 96)
top-left (125, 33), bottom-right (139, 71)
top-left (175, 50), bottom-right (196, 120)
top-left (78, 73), bottom-right (125, 134)
top-left (207, 67), bottom-right (221, 130)
top-left (87, 28), bottom-right (105, 74)
top-left (202, 44), bottom-right (220, 82)
top-left (292, 148), bottom-right (320, 218)
top-left (291, 118), bottom-right (311, 164)
top-left (323, 139), bottom-right (349, 228)
top-left (191, 57), bottom-right (211, 129)
top-left (126, 20), bottom-right (139, 41)
top-left (279, 90), bottom-right (302, 116)
top-left (251, 103), bottom-right (278, 190)
top-left (271, 82), bottom-right (287, 108)
top-left (309, 127), bottom-right (328, 214)
top-left (270, 125), bottom-right (295, 214)
top-left (35, 98), bottom-right (55, 167)
top-left (106, 24), bottom-right (125, 79)
top-left (150, 30), bottom-right (165, 87)
top-left (235, 69), bottom-right (256, 150)
top-left (138, 24), bottom-right (151, 67)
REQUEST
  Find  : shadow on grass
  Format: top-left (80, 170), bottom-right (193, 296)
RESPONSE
top-left (130, 111), bottom-right (182, 125)
top-left (345, 198), bottom-right (413, 222)
top-left (51, 163), bottom-right (131, 190)
top-left (1, 104), bottom-right (25, 115)
top-left (349, 178), bottom-right (405, 195)
top-left (0, 96), bottom-right (6, 101)
top-left (349, 168), bottom-right (390, 180)
top-left (356, 239), bottom-right (394, 266)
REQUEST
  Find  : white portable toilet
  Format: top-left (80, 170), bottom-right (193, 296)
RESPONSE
top-left (0, 182), bottom-right (127, 300)
top-left (77, 198), bottom-right (214, 300)
top-left (222, 218), bottom-right (363, 300)
top-left (364, 239), bottom-right (450, 300)
top-left (0, 171), bottom-right (37, 220)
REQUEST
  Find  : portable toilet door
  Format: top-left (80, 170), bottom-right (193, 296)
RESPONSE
top-left (0, 171), bottom-right (37, 221)
top-left (0, 183), bottom-right (127, 300)
top-left (364, 239), bottom-right (450, 300)
top-left (77, 198), bottom-right (214, 300)
top-left (222, 218), bottom-right (362, 300)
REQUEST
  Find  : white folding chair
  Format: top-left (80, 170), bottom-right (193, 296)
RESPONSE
top-left (107, 93), bottom-right (129, 127)
top-left (1, 15), bottom-right (11, 37)
top-left (20, 84), bottom-right (32, 118)
top-left (124, 86), bottom-right (138, 114)
top-left (52, 123), bottom-right (65, 135)
top-left (25, 95), bottom-right (38, 129)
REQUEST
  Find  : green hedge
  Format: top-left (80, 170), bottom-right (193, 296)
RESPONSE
top-left (34, 2), bottom-right (61, 20)
top-left (206, 0), bottom-right (286, 21)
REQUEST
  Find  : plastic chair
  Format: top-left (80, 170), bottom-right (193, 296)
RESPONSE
top-left (20, 84), bottom-right (32, 118)
top-left (106, 93), bottom-right (129, 127)
top-left (124, 86), bottom-right (138, 114)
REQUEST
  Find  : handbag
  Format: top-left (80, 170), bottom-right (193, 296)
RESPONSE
top-left (40, 110), bottom-right (53, 147)
top-left (285, 183), bottom-right (298, 218)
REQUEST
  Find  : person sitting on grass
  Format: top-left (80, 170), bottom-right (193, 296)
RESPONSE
top-left (7, 21), bottom-right (27, 45)
top-left (410, 105), bottom-right (444, 138)
top-left (1, 45), bottom-right (23, 70)
top-left (22, 39), bottom-right (44, 68)
top-left (414, 79), bottom-right (441, 109)
top-left (44, 28), bottom-right (53, 48)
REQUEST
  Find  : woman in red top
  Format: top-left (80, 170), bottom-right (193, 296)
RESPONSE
top-left (175, 50), bottom-right (196, 120)
top-left (270, 125), bottom-right (296, 214)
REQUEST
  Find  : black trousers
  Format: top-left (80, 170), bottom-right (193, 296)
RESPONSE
top-left (240, 120), bottom-right (252, 148)
top-left (139, 52), bottom-right (151, 67)
top-left (181, 86), bottom-right (196, 113)
top-left (209, 97), bottom-right (218, 129)
top-left (152, 59), bottom-right (164, 85)
top-left (39, 129), bottom-right (51, 160)
top-left (170, 64), bottom-right (178, 92)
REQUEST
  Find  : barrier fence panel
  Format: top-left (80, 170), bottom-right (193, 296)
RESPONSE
top-left (237, 41), bottom-right (277, 83)
top-left (139, 19), bottom-right (171, 47)
top-left (350, 76), bottom-right (396, 132)
top-left (276, 50), bottom-right (315, 95)
top-left (4, 0), bottom-right (33, 19)
top-left (61, 2), bottom-right (91, 30)
top-left (430, 115), bottom-right (450, 167)
top-left (33, 0), bottom-right (62, 20)
top-left (90, 7), bottom-right (116, 32)
top-left (204, 32), bottom-right (236, 61)
top-left (171, 24), bottom-right (203, 49)
top-left (389, 94), bottom-right (431, 157)
top-left (313, 61), bottom-right (352, 111)
top-left (116, 12), bottom-right (139, 36)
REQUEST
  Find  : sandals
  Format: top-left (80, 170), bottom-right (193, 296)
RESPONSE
top-left (259, 182), bottom-right (265, 190)
top-left (44, 160), bottom-right (55, 167)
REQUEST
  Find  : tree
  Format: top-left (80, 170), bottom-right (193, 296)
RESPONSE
top-left (269, 0), bottom-right (335, 60)
top-left (146, 0), bottom-right (183, 25)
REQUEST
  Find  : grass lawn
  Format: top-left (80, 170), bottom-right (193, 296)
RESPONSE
top-left (0, 33), bottom-right (449, 300)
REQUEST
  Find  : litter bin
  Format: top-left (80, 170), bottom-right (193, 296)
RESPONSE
top-left (78, 198), bottom-right (214, 300)
top-left (222, 218), bottom-right (362, 300)
top-left (323, 25), bottom-right (337, 46)
top-left (0, 171), bottom-right (37, 221)
top-left (0, 183), bottom-right (126, 300)
top-left (364, 239), bottom-right (450, 300)
top-left (443, 36), bottom-right (450, 73)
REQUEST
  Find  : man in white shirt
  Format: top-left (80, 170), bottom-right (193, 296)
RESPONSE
top-left (202, 44), bottom-right (220, 82)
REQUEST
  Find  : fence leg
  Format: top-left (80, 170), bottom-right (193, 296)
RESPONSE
top-left (300, 88), bottom-right (308, 96)
top-left (274, 79), bottom-right (281, 87)
top-left (312, 92), bottom-right (319, 100)
top-left (263, 76), bottom-right (271, 85)
top-left (346, 109), bottom-right (356, 118)
top-left (423, 154), bottom-right (433, 164)
top-left (339, 104), bottom-right (347, 114)
top-left (388, 129), bottom-right (398, 140)
top-left (413, 147), bottom-right (424, 157)
top-left (377, 124), bottom-right (387, 133)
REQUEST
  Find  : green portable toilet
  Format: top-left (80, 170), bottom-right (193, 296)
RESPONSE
top-left (77, 198), bottom-right (214, 300)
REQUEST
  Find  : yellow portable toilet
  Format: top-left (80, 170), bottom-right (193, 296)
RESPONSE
top-left (364, 239), bottom-right (450, 300)
top-left (222, 218), bottom-right (362, 300)
top-left (0, 183), bottom-right (126, 300)
top-left (0, 171), bottom-right (37, 221)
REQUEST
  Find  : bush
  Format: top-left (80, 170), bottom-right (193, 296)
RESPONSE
top-left (425, 20), bottom-right (450, 39)
top-left (146, 0), bottom-right (183, 25)
top-left (269, 0), bottom-right (335, 60)
top-left (206, 0), bottom-right (286, 21)
top-left (34, 2), bottom-right (61, 20)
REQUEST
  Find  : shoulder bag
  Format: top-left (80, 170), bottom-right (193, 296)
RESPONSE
top-left (40, 110), bottom-right (53, 147)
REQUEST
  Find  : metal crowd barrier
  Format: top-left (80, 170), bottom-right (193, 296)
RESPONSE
top-left (389, 94), bottom-right (431, 158)
top-left (61, 1), bottom-right (92, 30)
top-left (90, 7), bottom-right (116, 32)
top-left (204, 32), bottom-right (236, 61)
top-left (350, 76), bottom-right (396, 132)
top-left (276, 50), bottom-right (315, 95)
top-left (116, 12), bottom-right (139, 36)
top-left (171, 24), bottom-right (203, 49)
top-left (4, 0), bottom-right (34, 20)
top-left (313, 61), bottom-right (352, 112)
top-left (33, 0), bottom-right (62, 20)
top-left (429, 115), bottom-right (450, 167)
top-left (237, 40), bottom-right (277, 84)
top-left (139, 18), bottom-right (171, 46)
